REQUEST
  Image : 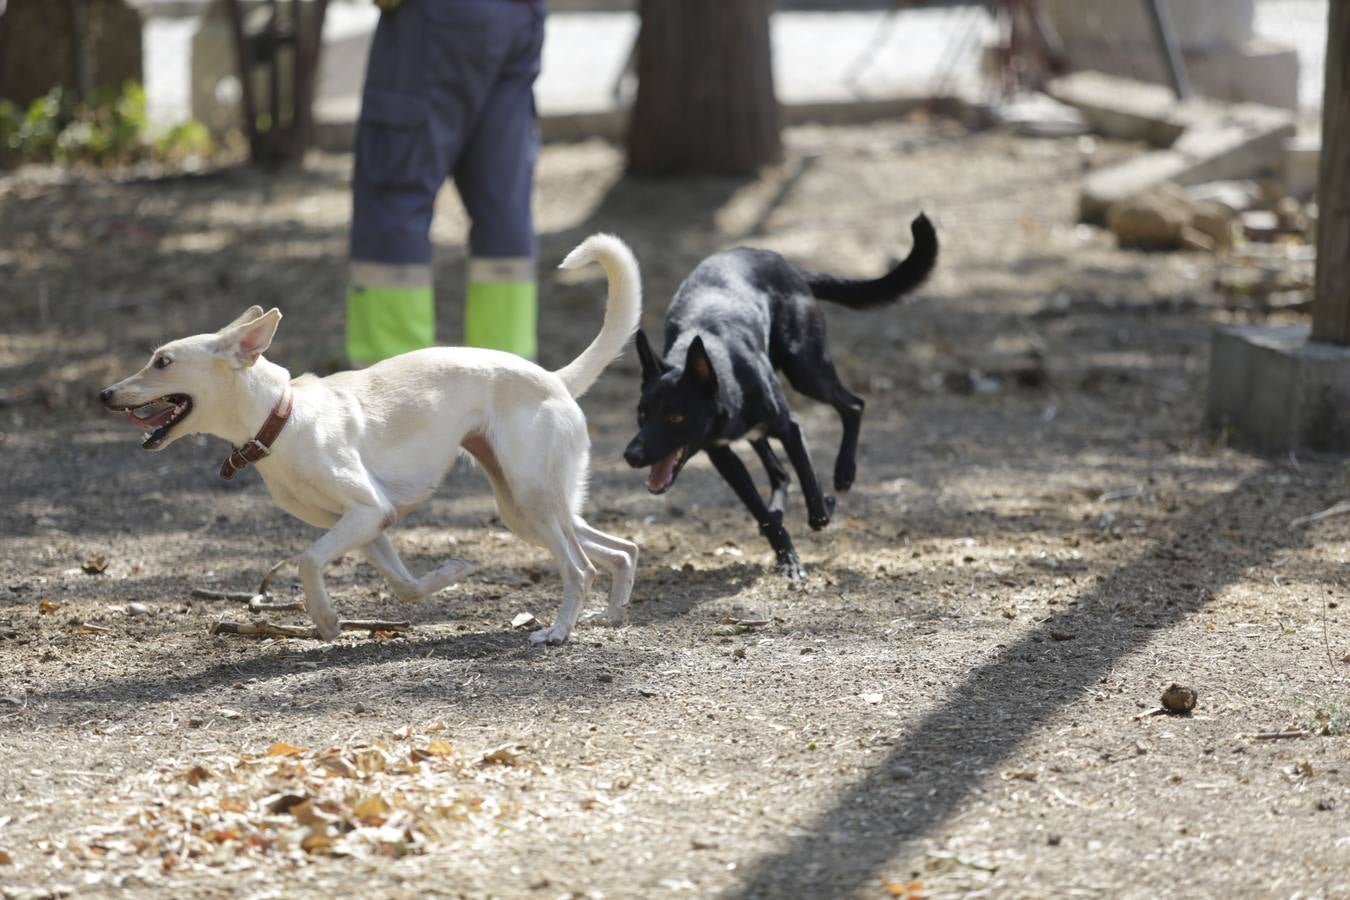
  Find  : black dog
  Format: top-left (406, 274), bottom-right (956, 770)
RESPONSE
top-left (623, 213), bottom-right (938, 578)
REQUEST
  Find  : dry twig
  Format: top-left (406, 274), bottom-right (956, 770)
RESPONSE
top-left (1249, 729), bottom-right (1311, 741)
top-left (191, 560), bottom-right (302, 612)
top-left (1290, 500), bottom-right (1350, 528)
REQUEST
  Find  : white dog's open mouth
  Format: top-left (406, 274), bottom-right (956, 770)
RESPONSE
top-left (127, 394), bottom-right (193, 449)
top-left (646, 447), bottom-right (688, 495)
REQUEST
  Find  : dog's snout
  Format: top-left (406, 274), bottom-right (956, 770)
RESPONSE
top-left (99, 387), bottom-right (115, 406)
top-left (623, 441), bottom-right (644, 468)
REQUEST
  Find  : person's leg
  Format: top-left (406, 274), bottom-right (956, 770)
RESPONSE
top-left (453, 3), bottom-right (545, 359)
top-left (347, 0), bottom-right (517, 366)
top-left (346, 7), bottom-right (443, 367)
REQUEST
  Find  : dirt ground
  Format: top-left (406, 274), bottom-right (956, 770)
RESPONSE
top-left (1, 119), bottom-right (1348, 899)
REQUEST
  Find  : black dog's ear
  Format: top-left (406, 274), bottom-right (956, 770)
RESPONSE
top-left (684, 335), bottom-right (718, 394)
top-left (635, 329), bottom-right (665, 384)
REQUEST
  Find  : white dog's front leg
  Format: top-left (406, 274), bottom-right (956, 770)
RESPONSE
top-left (298, 505), bottom-right (389, 640)
top-left (362, 534), bottom-right (475, 603)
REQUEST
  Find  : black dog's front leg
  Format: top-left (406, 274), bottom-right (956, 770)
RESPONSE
top-left (779, 417), bottom-right (835, 531)
top-left (707, 446), bottom-right (804, 579)
top-left (751, 437), bottom-right (791, 516)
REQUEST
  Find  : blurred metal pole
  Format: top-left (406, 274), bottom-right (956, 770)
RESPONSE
top-left (1143, 0), bottom-right (1190, 100)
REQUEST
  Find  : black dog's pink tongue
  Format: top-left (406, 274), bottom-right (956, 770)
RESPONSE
top-left (647, 451), bottom-right (680, 493)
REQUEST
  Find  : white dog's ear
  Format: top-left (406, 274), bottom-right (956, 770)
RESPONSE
top-left (219, 305), bottom-right (266, 333)
top-left (217, 307), bottom-right (282, 367)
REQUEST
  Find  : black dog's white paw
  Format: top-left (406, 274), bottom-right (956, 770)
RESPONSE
top-left (777, 555), bottom-right (806, 580)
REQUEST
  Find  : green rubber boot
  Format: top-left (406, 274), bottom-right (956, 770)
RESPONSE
top-left (465, 280), bottom-right (538, 360)
top-left (346, 282), bottom-right (435, 367)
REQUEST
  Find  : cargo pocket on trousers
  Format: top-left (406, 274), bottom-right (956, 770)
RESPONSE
top-left (355, 89), bottom-right (435, 192)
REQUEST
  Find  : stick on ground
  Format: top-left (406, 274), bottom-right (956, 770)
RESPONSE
top-left (191, 559), bottom-right (303, 612)
top-left (1290, 500), bottom-right (1350, 528)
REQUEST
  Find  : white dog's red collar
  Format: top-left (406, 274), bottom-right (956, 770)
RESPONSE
top-left (220, 387), bottom-right (293, 480)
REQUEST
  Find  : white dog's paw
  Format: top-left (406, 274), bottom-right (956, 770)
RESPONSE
top-left (529, 623), bottom-right (572, 645)
top-left (313, 619), bottom-right (342, 641)
top-left (581, 609), bottom-right (625, 628)
top-left (428, 558), bottom-right (475, 591)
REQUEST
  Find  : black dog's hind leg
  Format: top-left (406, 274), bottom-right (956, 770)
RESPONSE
top-left (780, 355), bottom-right (865, 493)
top-left (708, 446), bottom-right (804, 579)
top-left (779, 416), bottom-right (835, 531)
top-left (751, 437), bottom-right (790, 516)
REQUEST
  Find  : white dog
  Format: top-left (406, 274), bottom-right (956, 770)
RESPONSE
top-left (100, 234), bottom-right (641, 645)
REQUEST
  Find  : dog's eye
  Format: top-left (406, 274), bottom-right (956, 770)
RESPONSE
top-left (665, 413), bottom-right (686, 425)
top-left (153, 355), bottom-right (173, 370)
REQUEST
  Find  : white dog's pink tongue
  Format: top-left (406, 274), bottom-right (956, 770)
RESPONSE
top-left (647, 451), bottom-right (680, 493)
top-left (127, 405), bottom-right (176, 429)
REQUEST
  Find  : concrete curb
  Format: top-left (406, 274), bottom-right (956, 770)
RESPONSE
top-left (314, 93), bottom-right (966, 151)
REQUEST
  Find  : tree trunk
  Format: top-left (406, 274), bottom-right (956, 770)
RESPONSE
top-left (627, 0), bottom-right (782, 176)
top-left (1312, 0), bottom-right (1350, 344)
top-left (222, 0), bottom-right (329, 167)
top-left (0, 0), bottom-right (142, 109)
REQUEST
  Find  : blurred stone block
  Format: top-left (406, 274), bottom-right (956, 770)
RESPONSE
top-left (1051, 73), bottom-right (1296, 223)
top-left (1282, 132), bottom-right (1321, 199)
top-left (1206, 324), bottom-right (1350, 452)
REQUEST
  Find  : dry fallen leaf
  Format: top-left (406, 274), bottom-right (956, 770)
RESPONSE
top-left (0, 849), bottom-right (12, 865)
top-left (81, 555), bottom-right (110, 575)
top-left (317, 755), bottom-right (356, 778)
top-left (62, 731), bottom-right (527, 873)
top-left (289, 800), bottom-right (335, 827)
top-left (265, 792), bottom-right (309, 814)
top-left (300, 827), bottom-right (335, 853)
top-left (479, 744), bottom-right (525, 767)
top-left (883, 881), bottom-right (925, 899)
top-left (78, 623), bottom-right (110, 634)
top-left (38, 598), bottom-right (60, 614)
top-left (353, 793), bottom-right (392, 822)
top-left (510, 612), bottom-right (537, 629)
top-left (219, 796), bottom-right (248, 813)
top-left (353, 748), bottom-right (389, 775)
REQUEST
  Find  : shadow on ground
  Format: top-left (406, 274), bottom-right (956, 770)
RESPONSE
top-left (730, 467), bottom-right (1307, 896)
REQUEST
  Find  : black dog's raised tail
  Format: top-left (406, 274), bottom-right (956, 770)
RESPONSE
top-left (801, 213), bottom-right (938, 310)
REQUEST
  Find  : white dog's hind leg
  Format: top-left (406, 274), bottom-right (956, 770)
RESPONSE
top-left (297, 505), bottom-right (390, 640)
top-left (530, 519), bottom-right (596, 646)
top-left (362, 534), bottom-right (475, 603)
top-left (574, 519), bottom-right (638, 626)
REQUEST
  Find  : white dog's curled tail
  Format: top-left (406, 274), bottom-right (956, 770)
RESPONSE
top-left (553, 233), bottom-right (642, 399)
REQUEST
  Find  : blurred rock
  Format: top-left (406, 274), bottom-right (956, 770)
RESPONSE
top-left (1107, 184), bottom-right (1235, 253)
top-left (1183, 180), bottom-right (1263, 214)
